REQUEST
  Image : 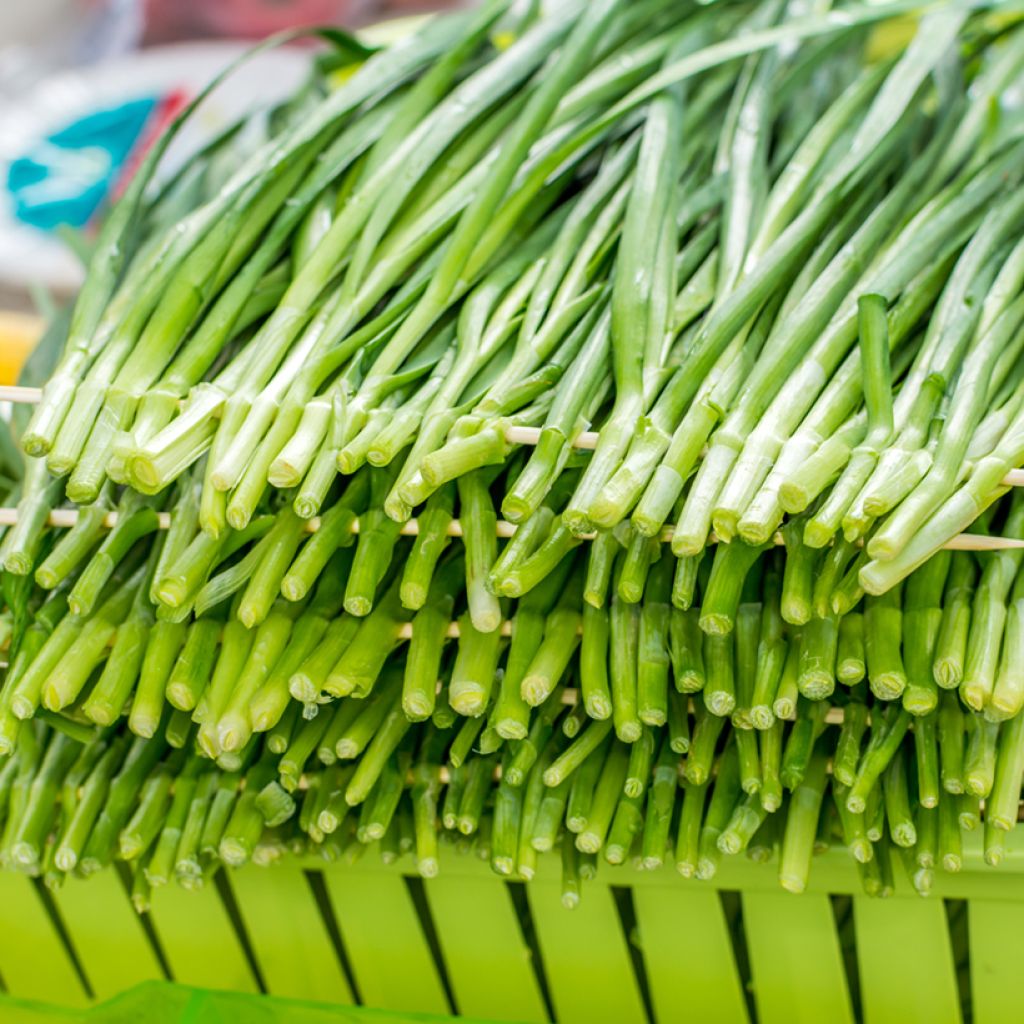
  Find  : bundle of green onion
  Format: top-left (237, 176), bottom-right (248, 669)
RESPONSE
top-left (13, 2), bottom-right (1024, 584)
top-left (3, 0), bottom-right (1024, 907)
top-left (3, 472), bottom-right (1024, 902)
top-left (2, 679), bottom-right (1021, 906)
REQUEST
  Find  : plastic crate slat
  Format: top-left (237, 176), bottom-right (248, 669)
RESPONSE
top-left (855, 896), bottom-right (962, 1024)
top-left (424, 874), bottom-right (549, 1023)
top-left (323, 868), bottom-right (449, 1016)
top-left (52, 871), bottom-right (163, 1000)
top-left (526, 879), bottom-right (647, 1024)
top-left (743, 891), bottom-right (854, 1024)
top-left (0, 873), bottom-right (88, 1006)
top-left (148, 877), bottom-right (259, 993)
top-left (230, 865), bottom-right (355, 1005)
top-left (967, 899), bottom-right (1022, 1024)
top-left (631, 886), bottom-right (750, 1024)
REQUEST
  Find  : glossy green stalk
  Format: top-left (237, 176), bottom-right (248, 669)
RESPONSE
top-left (638, 551), bottom-right (673, 725)
top-left (325, 581), bottom-right (412, 699)
top-left (672, 554), bottom-right (701, 611)
top-left (575, 738), bottom-right (629, 855)
top-left (669, 607), bottom-right (705, 694)
top-left (83, 549), bottom-right (161, 725)
top-left (521, 575), bottom-right (583, 708)
top-left (864, 587), bottom-right (906, 700)
top-left (751, 568), bottom-right (785, 727)
top-left (797, 612), bottom-right (838, 701)
top-left (772, 636), bottom-right (801, 720)
top-left (251, 613), bottom-right (330, 735)
top-left (34, 492), bottom-right (110, 589)
top-left (847, 705), bottom-right (911, 813)
top-left (938, 791), bottom-right (963, 872)
top-left (781, 697), bottom-right (827, 791)
top-left (583, 530), bottom-right (621, 609)
top-left (215, 609), bottom-right (293, 753)
top-left (781, 520), bottom-right (817, 625)
top-left (883, 744), bottom-right (916, 847)
top-left (43, 571), bottom-right (140, 712)
top-left (696, 744), bottom-right (741, 880)
top-left (732, 597), bottom-right (760, 730)
top-left (832, 697), bottom-right (867, 786)
top-left (699, 541), bottom-right (767, 636)
top-left (779, 747), bottom-right (828, 893)
top-left (68, 493), bottom-right (160, 617)
top-left (289, 614), bottom-right (360, 703)
top-left (685, 702), bottom-right (725, 786)
top-left (991, 565), bottom-right (1024, 719)
top-left (640, 738), bottom-right (678, 868)
top-left (836, 613), bottom-right (866, 685)
top-left (400, 485), bottom-right (454, 609)
top-left (6, 732), bottom-right (79, 871)
top-left (674, 777), bottom-right (708, 878)
top-left (932, 553), bottom-right (975, 689)
top-left (832, 782), bottom-right (872, 864)
top-left (163, 618), bottom-right (216, 712)
top-left (938, 690), bottom-right (965, 795)
top-left (703, 632), bottom-right (735, 718)
top-left (609, 554), bottom-right (642, 742)
top-left (963, 713), bottom-right (999, 799)
top-left (0, 458), bottom-right (64, 576)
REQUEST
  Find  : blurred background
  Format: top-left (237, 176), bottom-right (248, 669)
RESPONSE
top-left (0, 0), bottom-right (465, 360)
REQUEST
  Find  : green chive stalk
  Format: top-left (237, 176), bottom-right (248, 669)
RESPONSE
top-left (669, 607), bottom-right (705, 694)
top-left (914, 711), bottom-right (940, 809)
top-left (938, 690), bottom-right (965, 795)
top-left (609, 555), bottom-right (642, 742)
top-left (402, 560), bottom-right (461, 722)
top-left (640, 738), bottom-right (678, 868)
top-left (703, 632), bottom-right (735, 718)
top-left (864, 586), bottom-right (906, 701)
top-left (882, 744), bottom-right (916, 847)
top-left (674, 778), bottom-right (709, 878)
top-left (638, 551), bottom-right (673, 725)
top-left (732, 596), bottom-right (760, 730)
top-left (780, 520), bottom-right (817, 625)
top-left (963, 713), bottom-right (999, 799)
top-left (696, 743), bottom-right (741, 880)
top-left (992, 568), bottom-right (1024, 719)
top-left (685, 703), bottom-right (725, 786)
top-left (779, 746), bottom-right (828, 893)
top-left (521, 573), bottom-right (583, 707)
top-left (932, 553), bottom-right (975, 689)
top-left (847, 705), bottom-right (911, 814)
top-left (751, 568), bottom-right (785, 727)
top-left (837, 613), bottom-right (866, 685)
top-left (832, 783), bottom-right (872, 864)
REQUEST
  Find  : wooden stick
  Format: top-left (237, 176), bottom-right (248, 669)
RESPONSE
top-left (0, 504), bottom-right (1019, 551)
top-left (0, 385), bottom-right (42, 404)
top-left (2, 383), bottom-right (1020, 488)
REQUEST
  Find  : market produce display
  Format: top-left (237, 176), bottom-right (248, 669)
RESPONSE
top-left (3, 0), bottom-right (1024, 909)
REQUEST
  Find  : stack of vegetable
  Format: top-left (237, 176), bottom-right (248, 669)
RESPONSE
top-left (3, 500), bottom-right (1024, 904)
top-left (3, 0), bottom-right (1024, 907)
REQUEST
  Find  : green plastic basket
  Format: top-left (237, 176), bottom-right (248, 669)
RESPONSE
top-left (0, 982), bottom-right (494, 1024)
top-left (0, 836), bottom-right (1017, 1024)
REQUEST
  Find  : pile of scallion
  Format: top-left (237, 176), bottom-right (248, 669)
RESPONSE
top-left (3, 0), bottom-right (1024, 905)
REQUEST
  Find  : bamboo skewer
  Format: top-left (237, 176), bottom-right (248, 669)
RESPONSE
top-left (0, 386), bottom-right (41, 404)
top-left (0, 505), bottom-right (1018, 551)
top-left (2, 382), bottom-right (1023, 546)
top-left (0, 384), bottom-right (603, 449)
top-left (1, 382), bottom-right (1020, 474)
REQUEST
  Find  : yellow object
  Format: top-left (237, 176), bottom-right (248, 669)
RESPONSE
top-left (328, 16), bottom-right (429, 89)
top-left (866, 15), bottom-right (919, 62)
top-left (0, 311), bottom-right (43, 386)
